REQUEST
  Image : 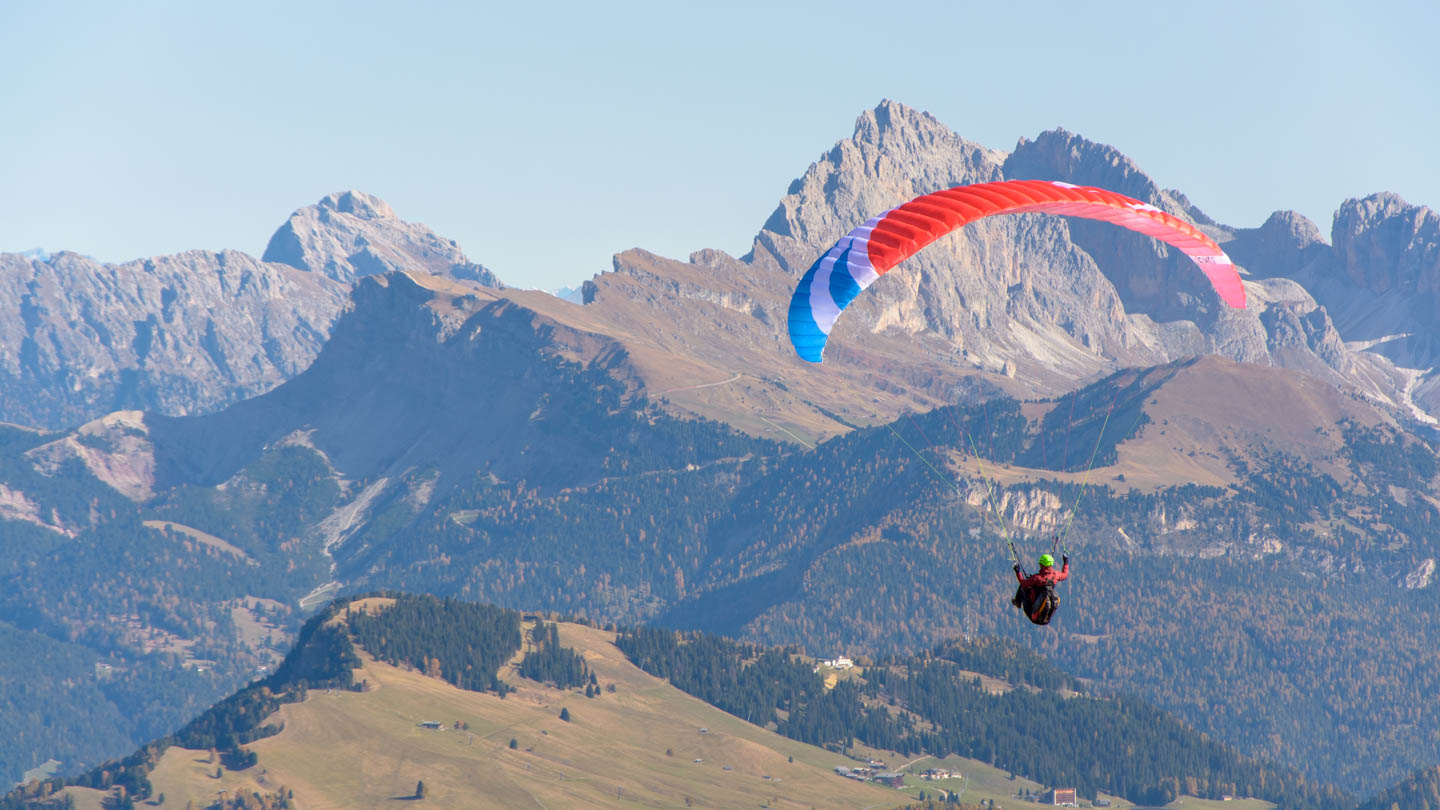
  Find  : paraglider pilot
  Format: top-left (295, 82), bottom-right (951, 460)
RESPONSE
top-left (1012, 551), bottom-right (1069, 625)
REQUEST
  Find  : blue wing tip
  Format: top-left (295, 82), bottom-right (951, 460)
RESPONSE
top-left (792, 343), bottom-right (825, 363)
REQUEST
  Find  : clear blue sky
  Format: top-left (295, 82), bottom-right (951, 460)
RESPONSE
top-left (3, 0), bottom-right (1435, 291)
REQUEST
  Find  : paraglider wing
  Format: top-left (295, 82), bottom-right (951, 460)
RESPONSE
top-left (786, 179), bottom-right (1246, 362)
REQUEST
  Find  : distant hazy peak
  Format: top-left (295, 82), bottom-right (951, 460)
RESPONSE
top-left (263, 190), bottom-right (502, 288)
top-left (1258, 209), bottom-right (1327, 248)
top-left (1218, 208), bottom-right (1333, 285)
top-left (0, 246), bottom-right (348, 429)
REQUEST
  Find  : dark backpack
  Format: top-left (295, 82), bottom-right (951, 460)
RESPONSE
top-left (1023, 585), bottom-right (1060, 626)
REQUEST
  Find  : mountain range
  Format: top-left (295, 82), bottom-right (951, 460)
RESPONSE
top-left (2, 100), bottom-right (1440, 797)
top-left (9, 103), bottom-right (1440, 436)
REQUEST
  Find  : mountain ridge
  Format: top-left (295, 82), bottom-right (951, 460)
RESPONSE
top-left (0, 191), bottom-right (502, 431)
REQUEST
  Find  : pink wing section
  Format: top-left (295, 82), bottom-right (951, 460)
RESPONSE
top-left (864, 180), bottom-right (1245, 308)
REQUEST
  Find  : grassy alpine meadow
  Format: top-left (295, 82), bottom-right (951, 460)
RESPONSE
top-left (62, 621), bottom-right (913, 809)
top-left (248, 620), bottom-right (915, 808)
top-left (1165, 797), bottom-right (1275, 810)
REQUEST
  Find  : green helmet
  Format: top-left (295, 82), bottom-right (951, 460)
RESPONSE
top-left (1038, 553), bottom-right (1055, 568)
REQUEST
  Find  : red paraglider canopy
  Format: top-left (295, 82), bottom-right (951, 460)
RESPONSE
top-left (788, 179), bottom-right (1246, 363)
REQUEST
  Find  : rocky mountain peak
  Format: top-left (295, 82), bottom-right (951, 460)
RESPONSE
top-left (725, 102), bottom-right (1424, 419)
top-left (1260, 209), bottom-right (1327, 249)
top-left (852, 99), bottom-right (966, 156)
top-left (322, 189), bottom-right (395, 219)
top-left (750, 100), bottom-right (1005, 274)
top-left (0, 187), bottom-right (516, 431)
top-left (1004, 129), bottom-right (1200, 221)
top-left (1332, 192), bottom-right (1440, 299)
top-left (1337, 190), bottom-right (1421, 224)
top-left (263, 190), bottom-right (502, 287)
top-left (1224, 210), bottom-right (1332, 282)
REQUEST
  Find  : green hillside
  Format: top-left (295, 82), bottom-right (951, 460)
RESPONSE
top-left (12, 593), bottom-right (1437, 810)
top-left (616, 626), bottom-right (1348, 809)
top-left (2, 595), bottom-right (919, 810)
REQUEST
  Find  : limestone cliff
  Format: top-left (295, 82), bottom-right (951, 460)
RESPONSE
top-left (0, 249), bottom-right (345, 429)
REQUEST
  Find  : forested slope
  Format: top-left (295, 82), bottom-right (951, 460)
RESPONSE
top-left (617, 627), bottom-right (1352, 809)
top-left (0, 593), bottom-right (519, 808)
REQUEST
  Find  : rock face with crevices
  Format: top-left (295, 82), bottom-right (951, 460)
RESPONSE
top-left (0, 249), bottom-right (346, 429)
top-left (1332, 192), bottom-right (1440, 303)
